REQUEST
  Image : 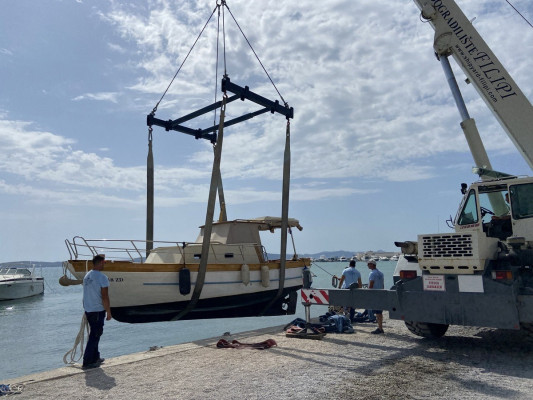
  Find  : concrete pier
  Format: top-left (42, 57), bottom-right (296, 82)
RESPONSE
top-left (3, 319), bottom-right (533, 399)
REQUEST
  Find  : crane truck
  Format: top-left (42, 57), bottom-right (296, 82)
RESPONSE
top-left (301, 0), bottom-right (533, 338)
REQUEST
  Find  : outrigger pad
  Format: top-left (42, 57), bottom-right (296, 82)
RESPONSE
top-left (216, 338), bottom-right (277, 350)
top-left (285, 331), bottom-right (326, 340)
top-left (285, 325), bottom-right (326, 340)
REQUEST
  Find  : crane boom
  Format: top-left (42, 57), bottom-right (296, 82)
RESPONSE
top-left (299, 0), bottom-right (533, 341)
top-left (413, 0), bottom-right (533, 169)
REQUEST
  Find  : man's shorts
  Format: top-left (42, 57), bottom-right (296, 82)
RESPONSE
top-left (371, 309), bottom-right (383, 315)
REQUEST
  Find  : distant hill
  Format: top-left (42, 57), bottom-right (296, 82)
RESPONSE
top-left (0, 261), bottom-right (63, 268)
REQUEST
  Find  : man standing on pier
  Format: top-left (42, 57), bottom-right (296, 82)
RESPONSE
top-left (367, 259), bottom-right (384, 334)
top-left (337, 260), bottom-right (362, 321)
top-left (82, 254), bottom-right (112, 369)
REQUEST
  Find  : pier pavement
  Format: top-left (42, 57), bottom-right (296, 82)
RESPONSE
top-left (3, 318), bottom-right (533, 399)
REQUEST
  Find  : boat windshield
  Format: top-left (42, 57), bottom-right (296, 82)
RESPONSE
top-left (4, 268), bottom-right (31, 276)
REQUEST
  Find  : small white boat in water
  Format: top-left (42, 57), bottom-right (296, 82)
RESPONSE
top-left (63, 217), bottom-right (310, 323)
top-left (0, 266), bottom-right (44, 300)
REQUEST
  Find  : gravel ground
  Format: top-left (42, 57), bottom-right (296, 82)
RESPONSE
top-left (5, 317), bottom-right (533, 399)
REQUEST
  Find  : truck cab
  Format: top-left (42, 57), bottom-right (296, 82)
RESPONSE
top-left (457, 176), bottom-right (533, 241)
top-left (413, 176), bottom-right (533, 277)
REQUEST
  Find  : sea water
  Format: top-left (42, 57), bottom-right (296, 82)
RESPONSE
top-left (0, 261), bottom-right (397, 381)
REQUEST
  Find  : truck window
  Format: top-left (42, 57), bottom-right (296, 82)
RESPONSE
top-left (510, 183), bottom-right (533, 220)
top-left (478, 190), bottom-right (509, 223)
top-left (457, 189), bottom-right (479, 225)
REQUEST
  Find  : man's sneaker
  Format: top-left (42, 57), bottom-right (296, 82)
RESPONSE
top-left (371, 328), bottom-right (384, 334)
top-left (98, 358), bottom-right (105, 364)
top-left (82, 362), bottom-right (100, 370)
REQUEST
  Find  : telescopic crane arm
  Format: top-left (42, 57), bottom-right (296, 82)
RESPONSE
top-left (413, 0), bottom-right (533, 170)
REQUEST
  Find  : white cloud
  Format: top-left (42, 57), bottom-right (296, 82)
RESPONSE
top-left (72, 92), bottom-right (119, 103)
top-left (99, 0), bottom-right (532, 186)
top-left (0, 118), bottom-right (194, 198)
top-left (107, 42), bottom-right (127, 53)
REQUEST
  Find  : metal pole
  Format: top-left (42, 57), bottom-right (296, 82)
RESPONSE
top-left (146, 129), bottom-right (154, 256)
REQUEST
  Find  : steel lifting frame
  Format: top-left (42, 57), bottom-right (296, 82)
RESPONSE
top-left (146, 76), bottom-right (294, 143)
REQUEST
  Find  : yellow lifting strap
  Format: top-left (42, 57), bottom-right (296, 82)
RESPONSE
top-left (260, 119), bottom-right (291, 315)
top-left (172, 95), bottom-right (227, 321)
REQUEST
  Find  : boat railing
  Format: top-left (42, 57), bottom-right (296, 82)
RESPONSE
top-left (66, 236), bottom-right (185, 263)
top-left (65, 236), bottom-right (267, 264)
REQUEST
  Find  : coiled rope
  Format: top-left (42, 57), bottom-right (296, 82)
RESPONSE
top-left (63, 314), bottom-right (89, 365)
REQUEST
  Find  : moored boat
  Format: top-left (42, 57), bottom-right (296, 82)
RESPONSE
top-left (0, 265), bottom-right (44, 300)
top-left (63, 217), bottom-right (310, 323)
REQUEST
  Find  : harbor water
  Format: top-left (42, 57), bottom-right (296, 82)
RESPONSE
top-left (0, 261), bottom-right (397, 381)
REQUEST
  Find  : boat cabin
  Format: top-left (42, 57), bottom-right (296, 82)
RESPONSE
top-left (145, 217), bottom-right (303, 265)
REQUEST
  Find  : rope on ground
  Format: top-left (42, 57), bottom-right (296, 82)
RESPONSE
top-left (216, 338), bottom-right (277, 350)
top-left (63, 314), bottom-right (89, 365)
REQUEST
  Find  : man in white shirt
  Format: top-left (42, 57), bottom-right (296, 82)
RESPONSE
top-left (82, 254), bottom-right (112, 369)
top-left (337, 260), bottom-right (362, 321)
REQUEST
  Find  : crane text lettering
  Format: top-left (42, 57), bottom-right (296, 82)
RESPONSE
top-left (429, 0), bottom-right (517, 101)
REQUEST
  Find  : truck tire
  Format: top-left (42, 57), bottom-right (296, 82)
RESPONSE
top-left (520, 323), bottom-right (533, 338)
top-left (405, 321), bottom-right (449, 338)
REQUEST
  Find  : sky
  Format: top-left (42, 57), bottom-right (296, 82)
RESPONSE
top-left (1, 0), bottom-right (532, 262)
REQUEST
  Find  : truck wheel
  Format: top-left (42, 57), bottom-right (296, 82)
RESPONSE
top-left (405, 321), bottom-right (449, 338)
top-left (520, 322), bottom-right (533, 343)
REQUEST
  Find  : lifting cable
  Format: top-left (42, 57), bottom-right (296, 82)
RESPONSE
top-left (223, 3), bottom-right (287, 106)
top-left (149, 4), bottom-right (220, 118)
top-left (504, 0), bottom-right (533, 29)
top-left (148, 0), bottom-right (289, 119)
top-left (145, 3), bottom-right (219, 256)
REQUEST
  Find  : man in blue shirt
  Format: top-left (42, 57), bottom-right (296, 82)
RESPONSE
top-left (82, 254), bottom-right (112, 369)
top-left (368, 259), bottom-right (385, 334)
top-left (337, 260), bottom-right (362, 321)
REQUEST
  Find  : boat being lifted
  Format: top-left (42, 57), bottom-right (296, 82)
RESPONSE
top-left (64, 217), bottom-right (309, 323)
top-left (61, 1), bottom-right (310, 324)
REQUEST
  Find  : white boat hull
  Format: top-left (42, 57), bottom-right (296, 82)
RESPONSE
top-left (66, 260), bottom-right (306, 323)
top-left (0, 279), bottom-right (44, 300)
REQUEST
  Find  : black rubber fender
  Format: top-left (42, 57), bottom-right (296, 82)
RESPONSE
top-left (179, 267), bottom-right (191, 295)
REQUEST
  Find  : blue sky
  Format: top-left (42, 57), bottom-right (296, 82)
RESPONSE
top-left (1, 0), bottom-right (532, 262)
